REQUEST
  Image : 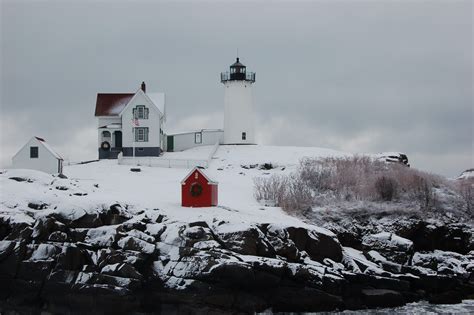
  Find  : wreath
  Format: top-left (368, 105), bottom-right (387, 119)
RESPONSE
top-left (190, 182), bottom-right (203, 197)
top-left (101, 141), bottom-right (111, 151)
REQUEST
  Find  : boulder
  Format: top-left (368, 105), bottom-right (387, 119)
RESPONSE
top-left (216, 225), bottom-right (274, 257)
top-left (117, 236), bottom-right (155, 254)
top-left (286, 226), bottom-right (343, 263)
top-left (361, 289), bottom-right (405, 308)
top-left (362, 232), bottom-right (413, 264)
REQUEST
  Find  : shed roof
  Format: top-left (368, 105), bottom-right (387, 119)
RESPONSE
top-left (181, 167), bottom-right (218, 185)
top-left (35, 137), bottom-right (63, 160)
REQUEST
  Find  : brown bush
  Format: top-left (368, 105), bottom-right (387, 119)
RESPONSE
top-left (253, 155), bottom-right (454, 214)
top-left (374, 176), bottom-right (398, 201)
top-left (456, 179), bottom-right (473, 213)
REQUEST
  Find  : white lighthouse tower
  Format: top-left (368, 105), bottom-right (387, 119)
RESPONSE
top-left (221, 58), bottom-right (256, 144)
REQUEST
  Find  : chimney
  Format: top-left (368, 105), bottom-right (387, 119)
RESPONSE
top-left (141, 81), bottom-right (146, 93)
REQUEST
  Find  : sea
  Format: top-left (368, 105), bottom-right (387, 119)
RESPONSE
top-left (260, 300), bottom-right (474, 314)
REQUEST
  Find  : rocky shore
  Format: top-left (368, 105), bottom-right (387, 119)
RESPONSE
top-left (1, 204), bottom-right (473, 314)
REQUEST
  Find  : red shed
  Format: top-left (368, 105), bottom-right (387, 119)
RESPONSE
top-left (181, 167), bottom-right (218, 207)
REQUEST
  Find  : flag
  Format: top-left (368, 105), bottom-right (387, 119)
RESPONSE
top-left (131, 117), bottom-right (139, 127)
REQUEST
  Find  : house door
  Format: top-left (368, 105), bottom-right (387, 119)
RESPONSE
top-left (167, 135), bottom-right (174, 152)
top-left (114, 131), bottom-right (122, 148)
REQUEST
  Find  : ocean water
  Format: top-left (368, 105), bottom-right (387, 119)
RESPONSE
top-left (315, 300), bottom-right (474, 314)
top-left (260, 300), bottom-right (474, 314)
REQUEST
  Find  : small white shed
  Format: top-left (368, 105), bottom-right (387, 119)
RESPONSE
top-left (12, 137), bottom-right (64, 174)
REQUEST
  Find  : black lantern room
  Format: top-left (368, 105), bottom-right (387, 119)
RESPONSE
top-left (221, 58), bottom-right (255, 83)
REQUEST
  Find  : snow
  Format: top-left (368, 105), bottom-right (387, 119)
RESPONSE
top-left (30, 243), bottom-right (57, 261)
top-left (0, 145), bottom-right (350, 233)
top-left (458, 168), bottom-right (474, 180)
top-left (364, 232), bottom-right (413, 250)
top-left (147, 92), bottom-right (165, 116)
top-left (39, 139), bottom-right (63, 160)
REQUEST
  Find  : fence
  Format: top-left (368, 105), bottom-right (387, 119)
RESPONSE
top-left (118, 142), bottom-right (220, 169)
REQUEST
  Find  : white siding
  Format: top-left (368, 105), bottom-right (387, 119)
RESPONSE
top-left (223, 80), bottom-right (255, 144)
top-left (121, 92), bottom-right (161, 148)
top-left (12, 138), bottom-right (61, 174)
top-left (171, 130), bottom-right (223, 152)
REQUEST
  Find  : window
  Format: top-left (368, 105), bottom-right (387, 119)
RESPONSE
top-left (30, 146), bottom-right (38, 158)
top-left (135, 127), bottom-right (149, 142)
top-left (133, 105), bottom-right (149, 119)
top-left (195, 132), bottom-right (202, 144)
top-left (242, 132), bottom-right (246, 140)
top-left (102, 131), bottom-right (111, 138)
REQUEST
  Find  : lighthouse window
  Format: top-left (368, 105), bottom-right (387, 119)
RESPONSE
top-left (242, 132), bottom-right (246, 140)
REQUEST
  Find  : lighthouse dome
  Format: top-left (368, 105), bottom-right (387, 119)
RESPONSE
top-left (221, 58), bottom-right (255, 83)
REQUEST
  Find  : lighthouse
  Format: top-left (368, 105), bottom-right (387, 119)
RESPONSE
top-left (221, 58), bottom-right (256, 144)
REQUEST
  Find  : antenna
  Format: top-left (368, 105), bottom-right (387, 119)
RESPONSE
top-left (237, 48), bottom-right (239, 59)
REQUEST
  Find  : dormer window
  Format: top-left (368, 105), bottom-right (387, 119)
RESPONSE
top-left (133, 105), bottom-right (149, 119)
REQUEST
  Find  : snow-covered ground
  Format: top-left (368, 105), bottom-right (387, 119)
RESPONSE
top-left (0, 145), bottom-right (349, 228)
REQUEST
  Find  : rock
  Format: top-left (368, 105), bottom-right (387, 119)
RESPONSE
top-left (27, 202), bottom-right (49, 210)
top-left (0, 240), bottom-right (16, 261)
top-left (9, 177), bottom-right (33, 183)
top-left (48, 231), bottom-right (69, 242)
top-left (428, 290), bottom-right (463, 304)
top-left (412, 250), bottom-right (469, 276)
top-left (102, 263), bottom-right (143, 280)
top-left (117, 236), bottom-right (155, 254)
top-left (85, 226), bottom-right (119, 248)
top-left (362, 232), bottom-right (413, 264)
top-left (0, 242), bottom-right (26, 278)
top-left (70, 212), bottom-right (102, 228)
top-left (261, 225), bottom-right (299, 261)
top-left (361, 289), bottom-right (405, 308)
top-left (216, 225), bottom-right (273, 257)
top-left (56, 246), bottom-right (91, 270)
top-left (205, 262), bottom-right (255, 288)
top-left (31, 218), bottom-right (67, 241)
top-left (29, 243), bottom-right (59, 261)
top-left (286, 226), bottom-right (343, 263)
top-left (270, 287), bottom-right (343, 312)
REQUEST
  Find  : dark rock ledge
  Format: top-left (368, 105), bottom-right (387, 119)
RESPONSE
top-left (0, 205), bottom-right (473, 314)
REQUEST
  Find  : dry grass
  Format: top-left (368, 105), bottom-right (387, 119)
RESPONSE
top-left (253, 156), bottom-right (470, 215)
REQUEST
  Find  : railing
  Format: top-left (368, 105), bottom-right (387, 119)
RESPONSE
top-left (117, 143), bottom-right (220, 169)
top-left (221, 72), bottom-right (256, 83)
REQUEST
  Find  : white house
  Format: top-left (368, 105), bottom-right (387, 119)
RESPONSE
top-left (95, 82), bottom-right (165, 159)
top-left (12, 136), bottom-right (63, 174)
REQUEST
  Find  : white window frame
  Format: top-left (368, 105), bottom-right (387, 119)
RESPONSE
top-left (133, 105), bottom-right (148, 119)
top-left (135, 127), bottom-right (149, 142)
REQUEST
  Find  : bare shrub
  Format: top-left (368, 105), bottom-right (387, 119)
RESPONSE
top-left (279, 174), bottom-right (313, 213)
top-left (456, 179), bottom-right (474, 213)
top-left (254, 174), bottom-right (313, 213)
top-left (253, 175), bottom-right (286, 206)
top-left (374, 176), bottom-right (398, 201)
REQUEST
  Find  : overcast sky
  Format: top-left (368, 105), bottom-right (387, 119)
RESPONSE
top-left (1, 0), bottom-right (472, 177)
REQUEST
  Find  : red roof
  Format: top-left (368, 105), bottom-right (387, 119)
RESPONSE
top-left (95, 93), bottom-right (134, 116)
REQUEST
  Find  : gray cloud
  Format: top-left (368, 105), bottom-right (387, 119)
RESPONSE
top-left (1, 0), bottom-right (472, 177)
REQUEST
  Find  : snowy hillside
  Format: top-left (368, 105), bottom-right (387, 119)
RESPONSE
top-left (0, 145), bottom-right (348, 227)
